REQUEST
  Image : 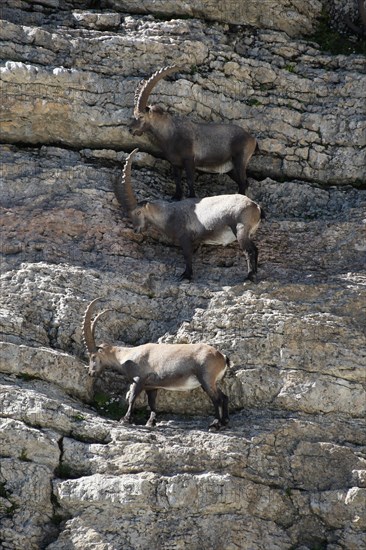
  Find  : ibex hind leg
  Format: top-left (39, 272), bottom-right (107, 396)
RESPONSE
top-left (172, 166), bottom-right (183, 201)
top-left (145, 389), bottom-right (158, 428)
top-left (178, 236), bottom-right (194, 281)
top-left (212, 389), bottom-right (229, 428)
top-left (220, 389), bottom-right (230, 426)
top-left (231, 135), bottom-right (257, 195)
top-left (231, 153), bottom-right (250, 195)
top-left (228, 162), bottom-right (247, 195)
top-left (198, 378), bottom-right (225, 431)
top-left (243, 241), bottom-right (258, 282)
top-left (183, 158), bottom-right (196, 198)
top-left (236, 227), bottom-right (258, 282)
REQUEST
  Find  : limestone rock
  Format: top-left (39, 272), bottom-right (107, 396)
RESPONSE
top-left (1, 15), bottom-right (365, 184)
top-left (0, 459), bottom-right (57, 550)
top-left (106, 0), bottom-right (323, 37)
top-left (0, 1), bottom-right (365, 549)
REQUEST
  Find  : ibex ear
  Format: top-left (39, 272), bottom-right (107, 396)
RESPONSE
top-left (150, 105), bottom-right (164, 114)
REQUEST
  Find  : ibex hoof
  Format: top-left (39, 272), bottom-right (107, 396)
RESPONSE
top-left (247, 272), bottom-right (257, 283)
top-left (145, 423), bottom-right (156, 429)
top-left (179, 273), bottom-right (192, 282)
top-left (208, 419), bottom-right (222, 432)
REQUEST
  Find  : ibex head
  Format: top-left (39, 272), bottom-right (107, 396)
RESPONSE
top-left (114, 148), bottom-right (149, 233)
top-left (82, 298), bottom-right (113, 377)
top-left (129, 65), bottom-right (180, 136)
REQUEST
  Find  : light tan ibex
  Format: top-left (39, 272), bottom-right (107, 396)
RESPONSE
top-left (83, 298), bottom-right (230, 430)
top-left (129, 65), bottom-right (257, 199)
top-left (114, 149), bottom-right (264, 282)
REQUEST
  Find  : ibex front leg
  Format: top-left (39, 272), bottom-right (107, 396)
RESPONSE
top-left (123, 376), bottom-right (144, 424)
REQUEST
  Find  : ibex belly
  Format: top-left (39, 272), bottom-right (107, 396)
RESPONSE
top-left (197, 160), bottom-right (233, 174)
top-left (158, 375), bottom-right (201, 391)
top-left (203, 227), bottom-right (236, 246)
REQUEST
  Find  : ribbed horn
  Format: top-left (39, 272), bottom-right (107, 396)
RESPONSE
top-left (113, 148), bottom-right (139, 214)
top-left (91, 309), bottom-right (113, 341)
top-left (134, 65), bottom-right (180, 116)
top-left (82, 297), bottom-right (101, 354)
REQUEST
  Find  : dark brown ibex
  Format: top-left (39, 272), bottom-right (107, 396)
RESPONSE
top-left (345, 0), bottom-right (366, 36)
top-left (83, 298), bottom-right (230, 430)
top-left (129, 65), bottom-right (257, 199)
top-left (114, 149), bottom-right (264, 282)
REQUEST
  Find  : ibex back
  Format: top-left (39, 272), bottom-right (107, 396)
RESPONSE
top-left (83, 298), bottom-right (230, 430)
top-left (129, 66), bottom-right (257, 199)
top-left (114, 149), bottom-right (264, 282)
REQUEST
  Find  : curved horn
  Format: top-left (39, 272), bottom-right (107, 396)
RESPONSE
top-left (133, 78), bottom-right (146, 117)
top-left (82, 297), bottom-right (101, 354)
top-left (91, 309), bottom-right (113, 341)
top-left (114, 148), bottom-right (139, 214)
top-left (134, 65), bottom-right (180, 116)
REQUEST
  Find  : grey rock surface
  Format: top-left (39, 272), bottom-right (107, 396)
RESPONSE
top-left (0, 1), bottom-right (365, 549)
top-left (1, 10), bottom-right (365, 184)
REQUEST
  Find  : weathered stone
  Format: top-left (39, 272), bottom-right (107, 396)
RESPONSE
top-left (49, 471), bottom-right (295, 549)
top-left (0, 459), bottom-right (57, 550)
top-left (106, 0), bottom-right (323, 37)
top-left (1, 15), bottom-right (365, 184)
top-left (0, 418), bottom-right (60, 469)
top-left (0, 375), bottom-right (113, 441)
top-left (0, 342), bottom-right (92, 401)
top-left (1, 1), bottom-right (366, 549)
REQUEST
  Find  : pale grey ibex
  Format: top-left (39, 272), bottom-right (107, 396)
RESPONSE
top-left (114, 149), bottom-right (264, 282)
top-left (129, 65), bottom-right (257, 199)
top-left (83, 298), bottom-right (230, 430)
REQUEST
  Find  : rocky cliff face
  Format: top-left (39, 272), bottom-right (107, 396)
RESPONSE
top-left (1, 1), bottom-right (365, 549)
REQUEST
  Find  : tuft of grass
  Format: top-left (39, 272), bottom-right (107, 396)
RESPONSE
top-left (285, 64), bottom-right (296, 73)
top-left (247, 98), bottom-right (262, 106)
top-left (92, 392), bottom-right (126, 421)
top-left (72, 413), bottom-right (86, 422)
top-left (19, 448), bottom-right (31, 462)
top-left (0, 482), bottom-right (10, 498)
top-left (309, 11), bottom-right (366, 55)
top-left (0, 483), bottom-right (17, 517)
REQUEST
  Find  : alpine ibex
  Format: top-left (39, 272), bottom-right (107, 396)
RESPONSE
top-left (129, 65), bottom-right (257, 199)
top-left (114, 149), bottom-right (264, 282)
top-left (83, 298), bottom-right (230, 430)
